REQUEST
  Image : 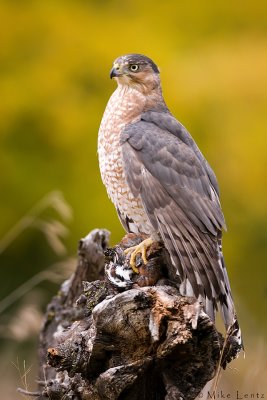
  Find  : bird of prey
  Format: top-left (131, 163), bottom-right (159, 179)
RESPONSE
top-left (98, 53), bottom-right (243, 351)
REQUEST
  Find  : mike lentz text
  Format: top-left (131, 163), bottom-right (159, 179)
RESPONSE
top-left (197, 391), bottom-right (265, 399)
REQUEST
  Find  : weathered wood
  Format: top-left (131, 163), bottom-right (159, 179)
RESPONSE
top-left (32, 229), bottom-right (237, 400)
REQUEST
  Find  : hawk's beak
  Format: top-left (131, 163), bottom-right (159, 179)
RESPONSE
top-left (110, 63), bottom-right (122, 79)
top-left (110, 67), bottom-right (117, 79)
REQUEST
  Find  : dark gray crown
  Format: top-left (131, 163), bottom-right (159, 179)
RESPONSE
top-left (115, 54), bottom-right (160, 73)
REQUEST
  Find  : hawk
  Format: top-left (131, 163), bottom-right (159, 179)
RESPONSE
top-left (98, 53), bottom-right (243, 351)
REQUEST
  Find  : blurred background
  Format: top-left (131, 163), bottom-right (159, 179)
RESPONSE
top-left (0, 0), bottom-right (266, 398)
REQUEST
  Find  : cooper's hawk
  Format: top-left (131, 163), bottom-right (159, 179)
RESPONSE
top-left (98, 53), bottom-right (243, 351)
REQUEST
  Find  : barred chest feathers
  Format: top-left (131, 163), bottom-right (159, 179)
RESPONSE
top-left (98, 85), bottom-right (153, 234)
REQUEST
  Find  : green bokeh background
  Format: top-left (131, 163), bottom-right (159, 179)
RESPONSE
top-left (0, 0), bottom-right (266, 397)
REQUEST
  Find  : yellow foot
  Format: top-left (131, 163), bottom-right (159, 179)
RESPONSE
top-left (124, 237), bottom-right (154, 273)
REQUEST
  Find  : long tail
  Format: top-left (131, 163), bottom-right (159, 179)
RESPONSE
top-left (217, 240), bottom-right (244, 358)
top-left (155, 210), bottom-right (243, 358)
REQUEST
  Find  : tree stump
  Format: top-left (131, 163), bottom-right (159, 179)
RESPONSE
top-left (21, 229), bottom-right (239, 400)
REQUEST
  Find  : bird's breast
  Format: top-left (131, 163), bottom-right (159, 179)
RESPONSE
top-left (98, 86), bottom-right (152, 234)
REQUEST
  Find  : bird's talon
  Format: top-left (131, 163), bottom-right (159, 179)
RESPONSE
top-left (124, 238), bottom-right (154, 273)
top-left (130, 259), bottom-right (139, 274)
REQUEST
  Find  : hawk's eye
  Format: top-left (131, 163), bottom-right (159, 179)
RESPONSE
top-left (130, 64), bottom-right (139, 72)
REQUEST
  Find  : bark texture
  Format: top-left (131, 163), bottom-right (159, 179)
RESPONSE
top-left (32, 229), bottom-right (237, 400)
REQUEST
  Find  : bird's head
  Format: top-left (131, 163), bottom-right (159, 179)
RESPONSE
top-left (110, 54), bottom-right (161, 93)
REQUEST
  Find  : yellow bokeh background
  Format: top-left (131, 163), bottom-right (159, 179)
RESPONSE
top-left (0, 0), bottom-right (266, 397)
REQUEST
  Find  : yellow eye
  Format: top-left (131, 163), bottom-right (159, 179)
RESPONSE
top-left (130, 64), bottom-right (139, 72)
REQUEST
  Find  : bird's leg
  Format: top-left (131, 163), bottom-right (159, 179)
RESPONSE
top-left (124, 237), bottom-right (154, 273)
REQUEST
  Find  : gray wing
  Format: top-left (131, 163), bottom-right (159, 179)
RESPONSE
top-left (121, 111), bottom-right (235, 326)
